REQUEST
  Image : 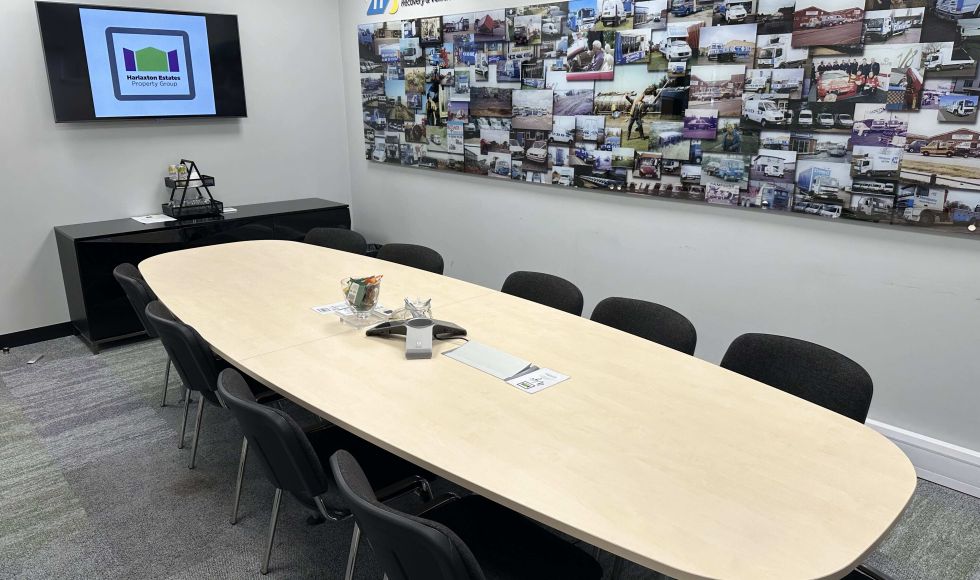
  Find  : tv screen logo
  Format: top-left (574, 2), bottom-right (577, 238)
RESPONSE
top-left (106, 27), bottom-right (195, 101)
top-left (367, 0), bottom-right (399, 16)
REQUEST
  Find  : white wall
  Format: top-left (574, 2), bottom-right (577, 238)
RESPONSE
top-left (0, 0), bottom-right (349, 336)
top-left (338, 0), bottom-right (980, 462)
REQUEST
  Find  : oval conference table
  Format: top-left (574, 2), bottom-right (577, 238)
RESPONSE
top-left (141, 240), bottom-right (916, 580)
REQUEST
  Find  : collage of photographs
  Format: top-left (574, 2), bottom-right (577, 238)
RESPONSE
top-left (358, 0), bottom-right (980, 236)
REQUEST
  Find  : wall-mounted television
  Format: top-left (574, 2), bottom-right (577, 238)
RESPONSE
top-left (36, 2), bottom-right (247, 122)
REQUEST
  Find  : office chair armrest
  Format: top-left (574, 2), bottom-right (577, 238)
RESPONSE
top-left (413, 492), bottom-right (462, 517)
top-left (376, 474), bottom-right (434, 503)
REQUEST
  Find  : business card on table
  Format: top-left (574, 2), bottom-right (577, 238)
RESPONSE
top-left (506, 368), bottom-right (569, 394)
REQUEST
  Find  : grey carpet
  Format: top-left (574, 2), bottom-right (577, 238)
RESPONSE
top-left (0, 336), bottom-right (978, 580)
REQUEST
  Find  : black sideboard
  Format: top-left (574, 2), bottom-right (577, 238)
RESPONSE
top-left (55, 197), bottom-right (351, 352)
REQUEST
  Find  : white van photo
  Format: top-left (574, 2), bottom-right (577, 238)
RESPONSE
top-left (743, 99), bottom-right (786, 127)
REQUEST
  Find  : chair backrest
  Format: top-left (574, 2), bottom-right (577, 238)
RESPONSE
top-left (720, 333), bottom-right (873, 423)
top-left (590, 297), bottom-right (697, 355)
top-left (377, 243), bottom-right (445, 274)
top-left (112, 263), bottom-right (158, 338)
top-left (500, 271), bottom-right (584, 316)
top-left (304, 227), bottom-right (368, 254)
top-left (329, 450), bottom-right (485, 580)
top-left (144, 301), bottom-right (219, 402)
top-left (217, 369), bottom-right (333, 507)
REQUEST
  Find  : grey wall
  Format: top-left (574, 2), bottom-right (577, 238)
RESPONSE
top-left (339, 0), bottom-right (980, 453)
top-left (0, 0), bottom-right (349, 336)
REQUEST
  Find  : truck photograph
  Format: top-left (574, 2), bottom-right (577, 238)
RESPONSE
top-left (600, 0), bottom-right (628, 27)
top-left (846, 195), bottom-right (894, 222)
top-left (935, 0), bottom-right (980, 21)
top-left (745, 75), bottom-right (769, 92)
top-left (897, 184), bottom-right (980, 226)
top-left (851, 150), bottom-right (901, 178)
top-left (945, 98), bottom-right (977, 116)
top-left (862, 16), bottom-right (911, 41)
top-left (570, 7), bottom-right (598, 30)
top-left (925, 48), bottom-right (977, 71)
top-left (671, 0), bottom-right (698, 17)
top-left (797, 166), bottom-right (841, 199)
top-left (756, 37), bottom-right (808, 69)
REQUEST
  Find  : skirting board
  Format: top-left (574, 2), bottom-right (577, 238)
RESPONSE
top-left (869, 419), bottom-right (980, 499)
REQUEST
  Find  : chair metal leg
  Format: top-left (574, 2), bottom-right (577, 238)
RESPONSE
top-left (261, 488), bottom-right (283, 575)
top-left (231, 437), bottom-right (248, 525)
top-left (178, 392), bottom-right (192, 449)
top-left (343, 523), bottom-right (361, 580)
top-left (188, 396), bottom-right (205, 469)
top-left (160, 357), bottom-right (172, 407)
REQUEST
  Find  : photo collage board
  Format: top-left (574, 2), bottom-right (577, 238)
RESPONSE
top-left (358, 0), bottom-right (980, 236)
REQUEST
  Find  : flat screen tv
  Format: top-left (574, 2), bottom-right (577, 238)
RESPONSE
top-left (36, 2), bottom-right (246, 122)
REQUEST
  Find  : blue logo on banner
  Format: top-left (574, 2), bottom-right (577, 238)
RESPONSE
top-left (367, 0), bottom-right (399, 16)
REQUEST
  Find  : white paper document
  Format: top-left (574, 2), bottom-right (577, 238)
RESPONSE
top-left (312, 301), bottom-right (389, 316)
top-left (443, 340), bottom-right (534, 380)
top-left (506, 368), bottom-right (570, 394)
top-left (131, 214), bottom-right (176, 224)
top-left (223, 207), bottom-right (238, 213)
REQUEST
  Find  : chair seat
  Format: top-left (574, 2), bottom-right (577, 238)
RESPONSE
top-left (424, 495), bottom-right (603, 580)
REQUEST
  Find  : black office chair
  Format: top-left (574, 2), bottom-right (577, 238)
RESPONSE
top-left (144, 301), bottom-right (224, 468)
top-left (501, 271), bottom-right (584, 316)
top-left (844, 565), bottom-right (896, 579)
top-left (720, 333), bottom-right (873, 423)
top-left (330, 449), bottom-right (603, 580)
top-left (217, 369), bottom-right (432, 576)
top-left (721, 334), bottom-right (886, 579)
top-left (590, 297), bottom-right (697, 355)
top-left (377, 243), bottom-right (445, 274)
top-left (112, 263), bottom-right (177, 406)
top-left (304, 227), bottom-right (368, 254)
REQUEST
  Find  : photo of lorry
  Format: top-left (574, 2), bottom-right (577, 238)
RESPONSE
top-left (935, 0), bottom-right (980, 21)
top-left (846, 195), bottom-right (894, 222)
top-left (897, 184), bottom-right (980, 226)
top-left (852, 151), bottom-right (901, 177)
top-left (569, 7), bottom-right (597, 30)
top-left (863, 16), bottom-right (912, 41)
top-left (745, 76), bottom-right (768, 92)
top-left (925, 48), bottom-right (977, 71)
top-left (671, 0), bottom-right (698, 17)
top-left (797, 166), bottom-right (841, 199)
top-left (756, 37), bottom-right (808, 69)
top-left (945, 98), bottom-right (977, 116)
top-left (600, 0), bottom-right (627, 26)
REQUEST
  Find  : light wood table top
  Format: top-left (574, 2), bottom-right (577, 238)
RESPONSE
top-left (141, 240), bottom-right (916, 580)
